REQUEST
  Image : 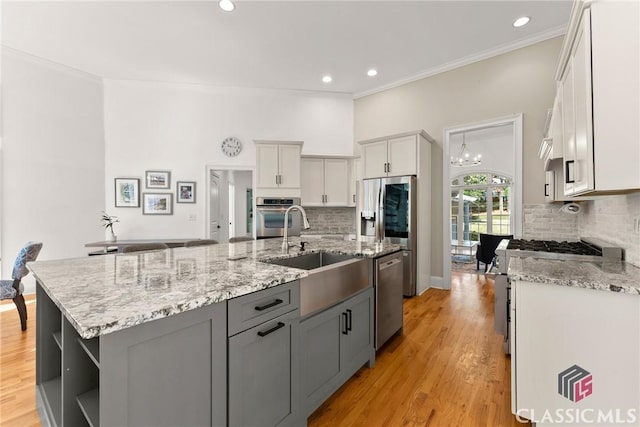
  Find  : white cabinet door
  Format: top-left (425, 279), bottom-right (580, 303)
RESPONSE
top-left (514, 281), bottom-right (640, 424)
top-left (301, 158), bottom-right (325, 206)
top-left (544, 171), bottom-right (554, 202)
top-left (278, 144), bottom-right (302, 189)
top-left (549, 92), bottom-right (564, 159)
top-left (362, 140), bottom-right (387, 179)
top-left (348, 158), bottom-right (361, 207)
top-left (256, 144), bottom-right (280, 189)
top-left (324, 159), bottom-right (349, 206)
top-left (571, 10), bottom-right (595, 195)
top-left (561, 58), bottom-right (576, 196)
top-left (387, 135), bottom-right (417, 176)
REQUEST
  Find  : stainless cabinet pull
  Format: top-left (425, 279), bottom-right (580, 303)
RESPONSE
top-left (353, 194), bottom-right (356, 203)
top-left (387, 163), bottom-right (391, 173)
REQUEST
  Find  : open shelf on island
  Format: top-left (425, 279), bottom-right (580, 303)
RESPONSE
top-left (41, 377), bottom-right (62, 426)
top-left (53, 331), bottom-right (62, 350)
top-left (77, 388), bottom-right (100, 427)
top-left (78, 337), bottom-right (100, 367)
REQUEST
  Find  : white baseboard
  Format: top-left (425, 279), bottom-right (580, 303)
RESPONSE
top-left (429, 276), bottom-right (446, 290)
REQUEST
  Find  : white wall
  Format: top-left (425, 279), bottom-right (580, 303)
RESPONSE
top-left (354, 37), bottom-right (563, 279)
top-left (103, 80), bottom-right (353, 239)
top-left (1, 49), bottom-right (105, 293)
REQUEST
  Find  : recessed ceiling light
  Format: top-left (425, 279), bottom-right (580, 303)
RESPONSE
top-left (513, 16), bottom-right (530, 28)
top-left (219, 0), bottom-right (235, 12)
top-left (367, 69), bottom-right (378, 77)
top-left (322, 75), bottom-right (332, 83)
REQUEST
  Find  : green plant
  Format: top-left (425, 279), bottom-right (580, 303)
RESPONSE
top-left (101, 211), bottom-right (120, 232)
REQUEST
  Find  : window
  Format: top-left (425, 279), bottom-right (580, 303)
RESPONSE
top-left (451, 173), bottom-right (512, 242)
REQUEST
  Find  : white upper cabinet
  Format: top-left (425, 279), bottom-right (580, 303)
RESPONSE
top-left (387, 135), bottom-right (418, 177)
top-left (360, 132), bottom-right (433, 179)
top-left (557, 1), bottom-right (640, 196)
top-left (348, 158), bottom-right (361, 207)
top-left (278, 144), bottom-right (302, 189)
top-left (361, 140), bottom-right (388, 179)
top-left (255, 141), bottom-right (302, 190)
top-left (300, 158), bottom-right (325, 206)
top-left (300, 157), bottom-right (349, 207)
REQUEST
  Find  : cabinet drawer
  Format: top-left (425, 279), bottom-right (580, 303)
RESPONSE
top-left (228, 281), bottom-right (300, 336)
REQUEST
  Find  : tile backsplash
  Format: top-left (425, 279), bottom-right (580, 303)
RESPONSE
top-left (303, 207), bottom-right (356, 235)
top-left (523, 194), bottom-right (640, 268)
top-left (522, 204), bottom-right (579, 240)
top-left (578, 193), bottom-right (640, 267)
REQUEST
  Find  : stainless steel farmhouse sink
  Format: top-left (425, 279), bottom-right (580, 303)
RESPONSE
top-left (264, 251), bottom-right (355, 270)
top-left (262, 251), bottom-right (369, 317)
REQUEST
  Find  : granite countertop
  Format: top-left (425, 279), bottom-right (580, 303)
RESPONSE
top-left (28, 237), bottom-right (400, 339)
top-left (508, 256), bottom-right (640, 295)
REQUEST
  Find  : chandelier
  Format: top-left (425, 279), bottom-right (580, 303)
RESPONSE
top-left (451, 133), bottom-right (482, 167)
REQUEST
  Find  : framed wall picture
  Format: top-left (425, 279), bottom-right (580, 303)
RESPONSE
top-left (145, 170), bottom-right (171, 189)
top-left (176, 181), bottom-right (196, 203)
top-left (114, 178), bottom-right (140, 207)
top-left (142, 193), bottom-right (173, 215)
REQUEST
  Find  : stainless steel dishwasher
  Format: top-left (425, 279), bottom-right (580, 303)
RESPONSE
top-left (375, 251), bottom-right (404, 349)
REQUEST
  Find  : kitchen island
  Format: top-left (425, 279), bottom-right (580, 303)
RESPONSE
top-left (29, 237), bottom-right (400, 427)
top-left (508, 257), bottom-right (640, 426)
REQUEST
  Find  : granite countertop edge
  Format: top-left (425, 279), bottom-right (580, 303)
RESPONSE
top-left (29, 237), bottom-right (401, 339)
top-left (508, 257), bottom-right (640, 296)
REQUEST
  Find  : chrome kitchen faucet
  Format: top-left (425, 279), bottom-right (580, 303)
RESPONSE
top-left (282, 205), bottom-right (310, 254)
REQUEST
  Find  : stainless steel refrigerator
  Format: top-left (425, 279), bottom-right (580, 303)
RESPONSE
top-left (360, 176), bottom-right (417, 296)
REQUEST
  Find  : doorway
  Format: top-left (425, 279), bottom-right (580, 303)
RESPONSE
top-left (442, 114), bottom-right (522, 288)
top-left (206, 166), bottom-right (255, 243)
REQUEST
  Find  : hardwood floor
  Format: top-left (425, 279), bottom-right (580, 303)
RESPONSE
top-left (0, 274), bottom-right (525, 426)
top-left (0, 295), bottom-right (40, 427)
top-left (308, 273), bottom-right (526, 427)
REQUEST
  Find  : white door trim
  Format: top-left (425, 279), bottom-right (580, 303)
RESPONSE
top-left (205, 165), bottom-right (256, 240)
top-left (442, 114), bottom-right (523, 290)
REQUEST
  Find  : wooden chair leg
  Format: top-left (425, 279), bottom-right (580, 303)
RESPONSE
top-left (13, 294), bottom-right (28, 331)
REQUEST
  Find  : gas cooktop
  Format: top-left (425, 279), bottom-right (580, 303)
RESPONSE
top-left (506, 239), bottom-right (602, 256)
top-left (495, 237), bottom-right (623, 275)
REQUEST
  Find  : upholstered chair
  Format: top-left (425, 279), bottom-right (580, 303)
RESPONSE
top-left (0, 241), bottom-right (44, 331)
top-left (475, 234), bottom-right (513, 272)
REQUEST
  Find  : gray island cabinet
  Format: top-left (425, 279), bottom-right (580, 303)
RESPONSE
top-left (29, 237), bottom-right (400, 427)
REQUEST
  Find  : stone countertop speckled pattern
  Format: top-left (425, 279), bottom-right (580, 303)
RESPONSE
top-left (508, 256), bottom-right (640, 295)
top-left (28, 237), bottom-right (400, 339)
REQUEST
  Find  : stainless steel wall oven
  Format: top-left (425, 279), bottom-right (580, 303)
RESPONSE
top-left (256, 197), bottom-right (302, 239)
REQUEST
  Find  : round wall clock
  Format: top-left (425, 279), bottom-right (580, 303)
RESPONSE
top-left (221, 137), bottom-right (242, 157)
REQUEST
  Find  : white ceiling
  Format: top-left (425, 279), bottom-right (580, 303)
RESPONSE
top-left (2, 1), bottom-right (572, 97)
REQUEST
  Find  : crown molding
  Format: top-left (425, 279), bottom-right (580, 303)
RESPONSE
top-left (354, 25), bottom-right (567, 100)
top-left (2, 45), bottom-right (102, 82)
top-left (103, 78), bottom-right (354, 99)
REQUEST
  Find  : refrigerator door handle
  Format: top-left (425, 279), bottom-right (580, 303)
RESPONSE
top-left (377, 181), bottom-right (384, 242)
